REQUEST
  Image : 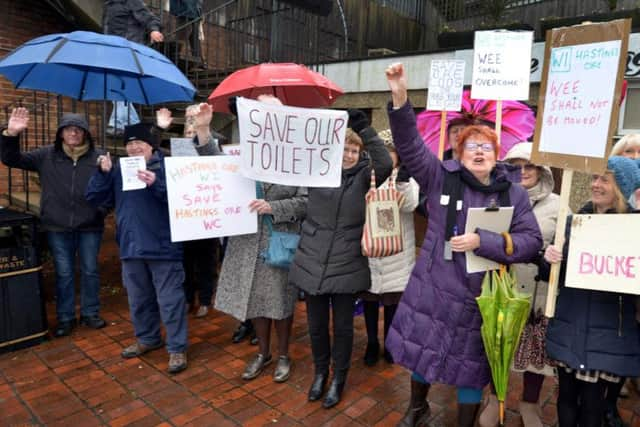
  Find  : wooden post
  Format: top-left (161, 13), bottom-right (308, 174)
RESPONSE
top-left (495, 99), bottom-right (503, 148)
top-left (437, 110), bottom-right (446, 160)
top-left (544, 169), bottom-right (573, 318)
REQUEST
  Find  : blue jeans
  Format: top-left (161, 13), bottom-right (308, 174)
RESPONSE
top-left (47, 231), bottom-right (103, 322)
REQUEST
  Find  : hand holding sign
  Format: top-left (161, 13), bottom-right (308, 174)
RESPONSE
top-left (248, 199), bottom-right (273, 215)
top-left (137, 169), bottom-right (156, 186)
top-left (544, 245), bottom-right (563, 264)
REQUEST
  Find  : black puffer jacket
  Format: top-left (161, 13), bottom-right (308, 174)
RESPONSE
top-left (544, 202), bottom-right (640, 378)
top-left (103, 0), bottom-right (161, 44)
top-left (0, 133), bottom-right (105, 232)
top-left (289, 126), bottom-right (392, 295)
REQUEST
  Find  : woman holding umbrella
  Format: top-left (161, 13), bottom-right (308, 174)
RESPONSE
top-left (542, 156), bottom-right (640, 427)
top-left (384, 62), bottom-right (542, 426)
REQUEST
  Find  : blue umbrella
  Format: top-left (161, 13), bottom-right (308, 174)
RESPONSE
top-left (0, 31), bottom-right (195, 105)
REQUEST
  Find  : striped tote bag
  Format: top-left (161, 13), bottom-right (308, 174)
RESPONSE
top-left (361, 168), bottom-right (405, 257)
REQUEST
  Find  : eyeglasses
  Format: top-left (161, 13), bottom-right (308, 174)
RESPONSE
top-left (463, 141), bottom-right (494, 152)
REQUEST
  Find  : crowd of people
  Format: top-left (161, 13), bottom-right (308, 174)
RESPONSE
top-left (1, 3), bottom-right (640, 423)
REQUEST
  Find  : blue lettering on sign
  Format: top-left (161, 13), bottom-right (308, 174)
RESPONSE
top-left (551, 47), bottom-right (572, 73)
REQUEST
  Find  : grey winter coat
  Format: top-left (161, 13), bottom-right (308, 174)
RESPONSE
top-left (0, 133), bottom-right (105, 232)
top-left (214, 183), bottom-right (307, 321)
top-left (103, 0), bottom-right (161, 44)
top-left (289, 126), bottom-right (393, 295)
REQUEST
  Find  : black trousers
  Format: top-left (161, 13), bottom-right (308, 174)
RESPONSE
top-left (305, 293), bottom-right (356, 377)
top-left (183, 238), bottom-right (219, 306)
top-left (557, 368), bottom-right (607, 427)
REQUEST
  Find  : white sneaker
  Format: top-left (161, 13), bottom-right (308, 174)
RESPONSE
top-left (518, 401), bottom-right (543, 427)
top-left (478, 394), bottom-right (499, 427)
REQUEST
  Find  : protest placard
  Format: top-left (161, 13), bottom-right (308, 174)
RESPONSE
top-left (471, 30), bottom-right (533, 100)
top-left (565, 214), bottom-right (640, 295)
top-left (170, 138), bottom-right (198, 156)
top-left (221, 144), bottom-right (240, 156)
top-left (165, 156), bottom-right (257, 242)
top-left (532, 19), bottom-right (630, 173)
top-left (237, 97), bottom-right (348, 188)
top-left (427, 59), bottom-right (465, 111)
top-left (120, 156), bottom-right (146, 191)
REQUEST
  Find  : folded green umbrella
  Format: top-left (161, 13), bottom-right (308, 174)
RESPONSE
top-left (476, 267), bottom-right (531, 426)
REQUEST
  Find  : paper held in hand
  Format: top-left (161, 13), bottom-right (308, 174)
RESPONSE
top-left (120, 156), bottom-right (146, 191)
top-left (464, 207), bottom-right (514, 273)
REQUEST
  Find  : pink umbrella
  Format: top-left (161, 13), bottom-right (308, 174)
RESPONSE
top-left (416, 90), bottom-right (535, 159)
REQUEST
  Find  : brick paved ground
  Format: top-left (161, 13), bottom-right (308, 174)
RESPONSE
top-left (1, 221), bottom-right (640, 426)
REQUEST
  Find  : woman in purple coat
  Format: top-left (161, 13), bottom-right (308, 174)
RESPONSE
top-left (384, 63), bottom-right (543, 426)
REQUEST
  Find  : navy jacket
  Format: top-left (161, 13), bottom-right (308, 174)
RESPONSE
top-left (86, 151), bottom-right (182, 260)
top-left (544, 202), bottom-right (640, 378)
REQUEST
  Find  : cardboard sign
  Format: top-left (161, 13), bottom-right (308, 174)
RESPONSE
top-left (170, 138), bottom-right (198, 156)
top-left (165, 156), bottom-right (257, 242)
top-left (532, 19), bottom-right (630, 173)
top-left (120, 156), bottom-right (146, 191)
top-left (471, 30), bottom-right (533, 100)
top-left (565, 214), bottom-right (640, 295)
top-left (237, 97), bottom-right (348, 188)
top-left (427, 59), bottom-right (465, 111)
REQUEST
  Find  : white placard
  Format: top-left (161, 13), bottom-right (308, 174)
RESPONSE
top-left (538, 40), bottom-right (622, 158)
top-left (237, 97), bottom-right (348, 188)
top-left (165, 156), bottom-right (257, 242)
top-left (427, 59), bottom-right (465, 111)
top-left (471, 30), bottom-right (533, 100)
top-left (170, 138), bottom-right (198, 156)
top-left (566, 214), bottom-right (640, 294)
top-left (119, 156), bottom-right (146, 191)
top-left (464, 207), bottom-right (514, 273)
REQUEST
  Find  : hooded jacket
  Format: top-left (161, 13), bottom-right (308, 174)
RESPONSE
top-left (503, 143), bottom-right (560, 311)
top-left (289, 126), bottom-right (393, 295)
top-left (103, 0), bottom-right (161, 45)
top-left (0, 122), bottom-right (105, 232)
top-left (384, 102), bottom-right (542, 389)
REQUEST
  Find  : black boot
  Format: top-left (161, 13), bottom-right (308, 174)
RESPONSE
top-left (457, 403), bottom-right (480, 427)
top-left (322, 373), bottom-right (347, 409)
top-left (364, 341), bottom-right (380, 366)
top-left (308, 373), bottom-right (328, 401)
top-left (232, 320), bottom-right (254, 343)
top-left (397, 379), bottom-right (430, 427)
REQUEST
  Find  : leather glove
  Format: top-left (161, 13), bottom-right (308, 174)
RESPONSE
top-left (228, 96), bottom-right (239, 116)
top-left (396, 164), bottom-right (411, 183)
top-left (347, 109), bottom-right (369, 133)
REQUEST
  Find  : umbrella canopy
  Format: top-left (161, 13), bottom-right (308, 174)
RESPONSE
top-left (0, 31), bottom-right (195, 105)
top-left (416, 90), bottom-right (535, 159)
top-left (476, 268), bottom-right (531, 426)
top-left (208, 62), bottom-right (343, 113)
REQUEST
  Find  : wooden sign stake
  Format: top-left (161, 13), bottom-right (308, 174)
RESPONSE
top-left (544, 169), bottom-right (573, 317)
top-left (438, 110), bottom-right (447, 160)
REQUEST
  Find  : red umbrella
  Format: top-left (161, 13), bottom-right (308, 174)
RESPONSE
top-left (208, 63), bottom-right (344, 113)
top-left (417, 90), bottom-right (536, 159)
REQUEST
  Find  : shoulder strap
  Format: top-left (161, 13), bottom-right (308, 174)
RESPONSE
top-left (255, 181), bottom-right (273, 235)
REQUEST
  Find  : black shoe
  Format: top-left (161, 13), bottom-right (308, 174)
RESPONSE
top-left (308, 373), bottom-right (328, 401)
top-left (232, 321), bottom-right (254, 344)
top-left (604, 405), bottom-right (629, 427)
top-left (322, 376), bottom-right (346, 409)
top-left (383, 348), bottom-right (394, 364)
top-left (250, 330), bottom-right (258, 345)
top-left (298, 290), bottom-right (306, 301)
top-left (79, 315), bottom-right (106, 329)
top-left (54, 320), bottom-right (77, 337)
top-left (364, 341), bottom-right (380, 366)
top-left (398, 379), bottom-right (431, 427)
